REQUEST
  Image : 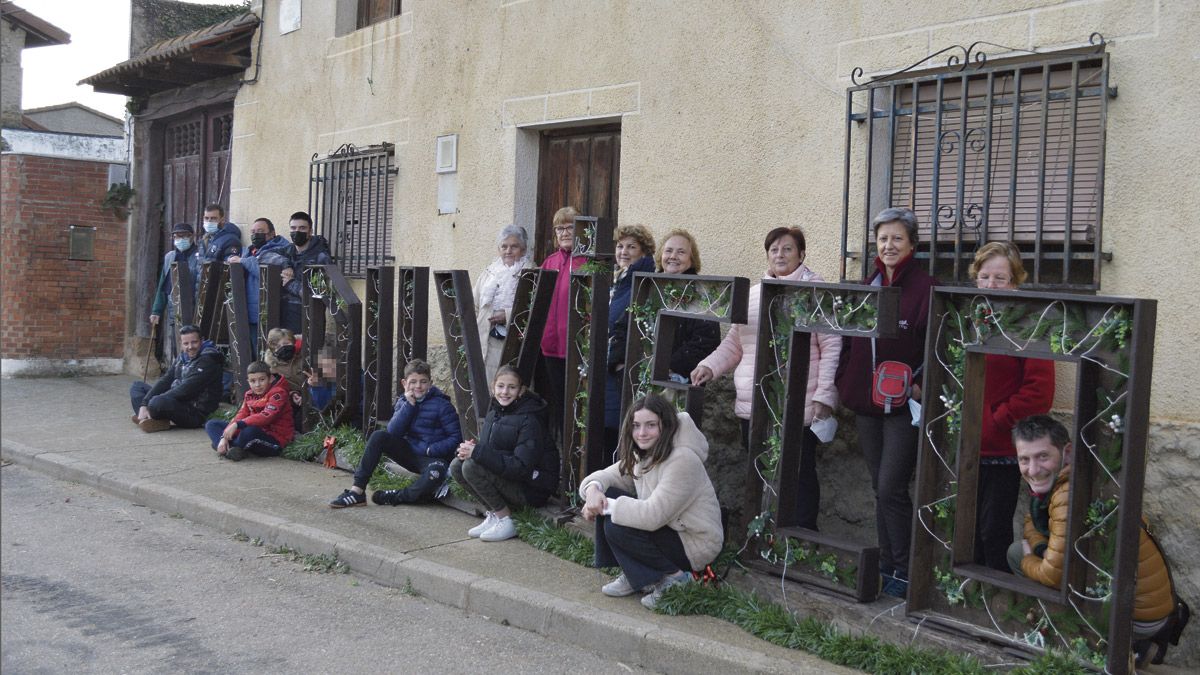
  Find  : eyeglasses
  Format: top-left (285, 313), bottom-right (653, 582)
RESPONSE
top-left (553, 226), bottom-right (574, 234)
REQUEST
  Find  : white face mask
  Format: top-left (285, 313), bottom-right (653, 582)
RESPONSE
top-left (202, 221), bottom-right (219, 234)
top-left (810, 414), bottom-right (838, 443)
top-left (174, 238), bottom-right (193, 251)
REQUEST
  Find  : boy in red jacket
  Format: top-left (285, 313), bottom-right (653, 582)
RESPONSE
top-left (204, 361), bottom-right (294, 461)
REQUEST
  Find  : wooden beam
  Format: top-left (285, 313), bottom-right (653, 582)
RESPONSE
top-left (190, 50), bottom-right (251, 69)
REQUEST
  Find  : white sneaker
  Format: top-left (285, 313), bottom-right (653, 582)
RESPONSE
top-left (601, 573), bottom-right (637, 597)
top-left (641, 571), bottom-right (692, 610)
top-left (468, 511), bottom-right (497, 538)
top-left (479, 515), bottom-right (517, 542)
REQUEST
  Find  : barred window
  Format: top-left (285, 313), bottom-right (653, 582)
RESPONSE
top-left (308, 143), bottom-right (397, 278)
top-left (841, 41), bottom-right (1115, 290)
top-left (357, 0), bottom-right (400, 29)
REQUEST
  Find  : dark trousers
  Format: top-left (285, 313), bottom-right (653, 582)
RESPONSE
top-left (355, 429), bottom-right (447, 502)
top-left (795, 428), bottom-right (822, 531)
top-left (537, 356), bottom-right (566, 446)
top-left (857, 413), bottom-right (919, 578)
top-left (203, 419), bottom-right (283, 457)
top-left (129, 381), bottom-right (208, 429)
top-left (593, 488), bottom-right (692, 590)
top-left (450, 457), bottom-right (526, 512)
top-left (974, 463), bottom-right (1022, 571)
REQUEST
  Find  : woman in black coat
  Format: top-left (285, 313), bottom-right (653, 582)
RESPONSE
top-left (655, 229), bottom-right (720, 382)
top-left (451, 366), bottom-right (559, 542)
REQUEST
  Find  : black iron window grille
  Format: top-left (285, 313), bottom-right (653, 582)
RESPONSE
top-left (308, 143), bottom-right (398, 279)
top-left (841, 36), bottom-right (1116, 290)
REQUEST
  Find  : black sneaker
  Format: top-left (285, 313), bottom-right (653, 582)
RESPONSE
top-left (330, 489), bottom-right (367, 508)
top-left (372, 489), bottom-right (403, 506)
top-left (224, 446), bottom-right (246, 462)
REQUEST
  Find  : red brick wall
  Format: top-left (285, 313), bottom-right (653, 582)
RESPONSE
top-left (1, 154), bottom-right (127, 360)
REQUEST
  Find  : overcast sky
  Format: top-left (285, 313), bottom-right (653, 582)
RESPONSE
top-left (17, 0), bottom-right (243, 119)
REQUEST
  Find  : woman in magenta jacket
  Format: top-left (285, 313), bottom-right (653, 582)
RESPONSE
top-left (537, 206), bottom-right (586, 444)
top-left (971, 242), bottom-right (1054, 572)
top-left (835, 207), bottom-right (937, 598)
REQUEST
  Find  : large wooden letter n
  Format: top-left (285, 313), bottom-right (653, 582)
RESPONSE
top-left (744, 280), bottom-right (900, 602)
top-left (300, 265), bottom-right (363, 433)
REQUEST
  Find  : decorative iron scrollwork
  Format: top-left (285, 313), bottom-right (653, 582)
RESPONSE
top-left (850, 36), bottom-right (1096, 85)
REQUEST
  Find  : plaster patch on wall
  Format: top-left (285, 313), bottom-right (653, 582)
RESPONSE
top-left (325, 11), bottom-right (414, 59)
top-left (2, 358), bottom-right (123, 378)
top-left (502, 82), bottom-right (641, 128)
top-left (317, 118), bottom-right (411, 150)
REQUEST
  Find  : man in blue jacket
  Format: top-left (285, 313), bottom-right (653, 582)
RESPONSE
top-left (279, 211), bottom-right (333, 332)
top-left (130, 324), bottom-right (224, 433)
top-left (228, 217), bottom-right (293, 353)
top-left (198, 204), bottom-right (241, 265)
top-left (149, 223), bottom-right (202, 364)
top-left (330, 359), bottom-right (463, 508)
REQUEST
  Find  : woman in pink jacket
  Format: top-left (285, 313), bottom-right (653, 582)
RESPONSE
top-left (691, 227), bottom-right (841, 530)
top-left (537, 206), bottom-right (586, 444)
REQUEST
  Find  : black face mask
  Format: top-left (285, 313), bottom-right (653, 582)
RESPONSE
top-left (273, 345), bottom-right (296, 363)
top-left (290, 231), bottom-right (310, 246)
top-left (251, 233), bottom-right (268, 248)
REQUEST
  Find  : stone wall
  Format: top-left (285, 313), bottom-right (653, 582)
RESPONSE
top-left (1, 18), bottom-right (26, 128)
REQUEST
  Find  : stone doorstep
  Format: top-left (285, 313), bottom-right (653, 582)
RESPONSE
top-left (0, 440), bottom-right (842, 675)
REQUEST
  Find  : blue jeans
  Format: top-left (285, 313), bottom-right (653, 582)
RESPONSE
top-left (204, 419), bottom-right (283, 457)
top-left (355, 429), bottom-right (447, 502)
top-left (593, 487), bottom-right (691, 590)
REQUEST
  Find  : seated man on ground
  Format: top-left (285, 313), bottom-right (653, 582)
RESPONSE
top-left (129, 324), bottom-right (224, 432)
top-left (205, 361), bottom-right (293, 461)
top-left (1008, 415), bottom-right (1189, 666)
top-left (329, 359), bottom-right (462, 508)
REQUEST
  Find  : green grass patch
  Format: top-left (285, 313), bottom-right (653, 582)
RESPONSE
top-left (654, 582), bottom-right (1089, 674)
top-left (511, 509), bottom-right (617, 574)
top-left (207, 405), bottom-right (235, 422)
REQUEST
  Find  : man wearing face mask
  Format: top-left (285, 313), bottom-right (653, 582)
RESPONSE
top-left (228, 218), bottom-right (294, 352)
top-left (198, 204), bottom-right (241, 265)
top-left (150, 223), bottom-right (202, 364)
top-left (280, 212), bottom-right (333, 333)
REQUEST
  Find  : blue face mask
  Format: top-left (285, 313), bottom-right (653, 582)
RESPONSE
top-left (175, 238), bottom-right (192, 251)
top-left (202, 221), bottom-right (219, 234)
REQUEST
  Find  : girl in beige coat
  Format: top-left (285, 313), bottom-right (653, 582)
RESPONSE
top-left (579, 394), bottom-right (723, 610)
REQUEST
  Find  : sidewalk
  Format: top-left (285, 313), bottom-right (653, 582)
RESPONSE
top-left (1, 376), bottom-right (848, 675)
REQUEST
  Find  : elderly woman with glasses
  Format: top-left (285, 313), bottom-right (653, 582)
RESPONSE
top-left (537, 206), bottom-right (586, 443)
top-left (970, 241), bottom-right (1054, 573)
top-left (473, 224), bottom-right (534, 383)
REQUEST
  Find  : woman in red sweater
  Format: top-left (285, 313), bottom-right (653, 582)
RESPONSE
top-left (971, 242), bottom-right (1054, 572)
top-left (537, 206), bottom-right (586, 445)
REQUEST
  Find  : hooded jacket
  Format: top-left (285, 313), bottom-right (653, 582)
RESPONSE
top-left (539, 248), bottom-right (587, 359)
top-left (698, 264), bottom-right (841, 424)
top-left (141, 339), bottom-right (225, 416)
top-left (284, 235), bottom-right (334, 299)
top-left (1021, 467), bottom-right (1174, 621)
top-left (200, 221), bottom-right (242, 265)
top-left (835, 255), bottom-right (937, 417)
top-left (385, 385), bottom-right (463, 459)
top-left (579, 412), bottom-right (724, 570)
top-left (471, 391), bottom-right (560, 505)
top-left (241, 235), bottom-right (295, 318)
top-left (234, 374), bottom-right (294, 447)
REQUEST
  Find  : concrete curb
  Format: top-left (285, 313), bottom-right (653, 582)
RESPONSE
top-left (2, 439), bottom-right (835, 675)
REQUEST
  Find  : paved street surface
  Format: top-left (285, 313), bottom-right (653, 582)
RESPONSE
top-left (1, 463), bottom-right (648, 675)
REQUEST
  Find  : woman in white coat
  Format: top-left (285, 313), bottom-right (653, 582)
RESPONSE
top-left (473, 225), bottom-right (533, 383)
top-left (580, 393), bottom-right (723, 610)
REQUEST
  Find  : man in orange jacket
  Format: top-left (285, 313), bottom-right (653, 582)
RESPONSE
top-left (1008, 415), bottom-right (1188, 666)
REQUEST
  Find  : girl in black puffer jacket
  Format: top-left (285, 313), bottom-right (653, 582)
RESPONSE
top-left (451, 366), bottom-right (560, 542)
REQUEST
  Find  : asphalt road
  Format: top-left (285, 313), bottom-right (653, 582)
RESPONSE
top-left (0, 462), bottom-right (649, 675)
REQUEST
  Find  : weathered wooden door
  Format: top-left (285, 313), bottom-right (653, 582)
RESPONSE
top-left (534, 125), bottom-right (621, 262)
top-left (161, 107), bottom-right (232, 243)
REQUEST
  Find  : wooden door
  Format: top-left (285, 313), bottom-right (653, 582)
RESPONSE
top-left (534, 125), bottom-right (620, 262)
top-left (161, 107), bottom-right (233, 243)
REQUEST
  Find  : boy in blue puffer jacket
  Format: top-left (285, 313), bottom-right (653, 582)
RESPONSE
top-left (329, 359), bottom-right (463, 508)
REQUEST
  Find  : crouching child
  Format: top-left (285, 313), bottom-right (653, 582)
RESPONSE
top-left (329, 359), bottom-right (462, 508)
top-left (204, 361), bottom-right (294, 461)
top-left (452, 366), bottom-right (559, 542)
